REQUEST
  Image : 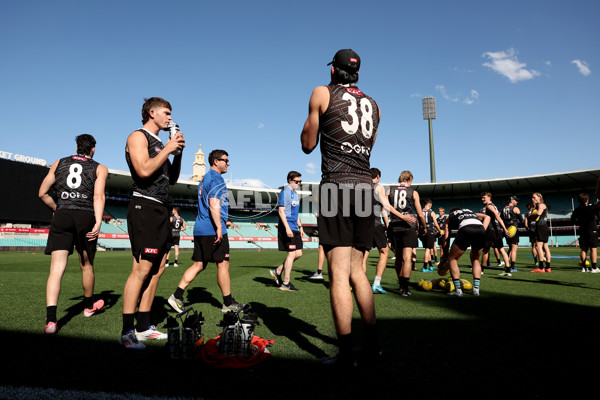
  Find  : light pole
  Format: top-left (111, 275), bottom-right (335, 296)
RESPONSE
top-left (422, 97), bottom-right (437, 183)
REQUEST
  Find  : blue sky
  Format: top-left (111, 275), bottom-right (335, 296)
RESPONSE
top-left (1, 1), bottom-right (597, 189)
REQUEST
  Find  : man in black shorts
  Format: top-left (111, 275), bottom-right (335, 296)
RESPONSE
top-left (420, 198), bottom-right (441, 272)
top-left (270, 171), bottom-right (304, 291)
top-left (166, 206), bottom-right (186, 267)
top-left (301, 49), bottom-right (381, 367)
top-left (436, 207), bottom-right (448, 260)
top-left (480, 192), bottom-right (511, 275)
top-left (501, 196), bottom-right (522, 273)
top-left (167, 149), bottom-right (247, 314)
top-left (387, 171), bottom-right (424, 296)
top-left (39, 134), bottom-right (108, 334)
top-left (442, 208), bottom-right (490, 296)
top-left (570, 189), bottom-right (600, 273)
top-left (364, 168), bottom-right (390, 294)
top-left (120, 97), bottom-right (186, 349)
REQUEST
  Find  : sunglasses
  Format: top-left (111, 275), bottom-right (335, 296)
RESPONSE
top-left (217, 158), bottom-right (230, 164)
top-left (292, 179), bottom-right (302, 184)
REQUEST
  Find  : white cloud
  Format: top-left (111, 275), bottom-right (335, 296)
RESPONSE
top-left (306, 162), bottom-right (316, 174)
top-left (572, 59), bottom-right (591, 76)
top-left (257, 123), bottom-right (265, 128)
top-left (463, 89), bottom-right (479, 105)
top-left (482, 48), bottom-right (540, 83)
top-left (435, 85), bottom-right (458, 102)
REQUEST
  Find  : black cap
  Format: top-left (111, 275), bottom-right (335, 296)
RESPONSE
top-left (327, 49), bottom-right (361, 73)
top-left (510, 195), bottom-right (519, 202)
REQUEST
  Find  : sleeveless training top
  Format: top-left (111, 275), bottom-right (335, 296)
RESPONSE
top-left (502, 204), bottom-right (520, 227)
top-left (373, 183), bottom-right (383, 226)
top-left (447, 209), bottom-right (483, 231)
top-left (481, 202), bottom-right (501, 231)
top-left (388, 185), bottom-right (417, 229)
top-left (423, 208), bottom-right (435, 230)
top-left (54, 155), bottom-right (99, 211)
top-left (125, 129), bottom-right (171, 204)
top-left (171, 215), bottom-right (184, 236)
top-left (319, 84), bottom-right (379, 186)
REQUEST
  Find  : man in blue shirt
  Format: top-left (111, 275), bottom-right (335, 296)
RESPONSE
top-left (270, 171), bottom-right (304, 291)
top-left (168, 149), bottom-right (247, 313)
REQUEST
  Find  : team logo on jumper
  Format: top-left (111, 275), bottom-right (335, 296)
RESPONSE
top-left (144, 248), bottom-right (159, 254)
top-left (155, 147), bottom-right (162, 153)
top-left (341, 142), bottom-right (370, 155)
top-left (72, 156), bottom-right (87, 161)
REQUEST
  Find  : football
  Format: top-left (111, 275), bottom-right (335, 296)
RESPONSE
top-left (421, 280), bottom-right (433, 291)
top-left (507, 225), bottom-right (517, 238)
top-left (460, 279), bottom-right (473, 290)
top-left (438, 258), bottom-right (450, 276)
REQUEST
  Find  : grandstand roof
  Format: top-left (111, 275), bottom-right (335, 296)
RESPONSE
top-left (105, 167), bottom-right (600, 202)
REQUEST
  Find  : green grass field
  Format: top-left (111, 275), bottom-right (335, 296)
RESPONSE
top-left (1, 247), bottom-right (599, 399)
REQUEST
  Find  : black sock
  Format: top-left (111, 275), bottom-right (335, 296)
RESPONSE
top-left (505, 266), bottom-right (511, 273)
top-left (545, 262), bottom-right (551, 269)
top-left (122, 313), bottom-right (135, 335)
top-left (223, 294), bottom-right (233, 306)
top-left (363, 323), bottom-right (379, 352)
top-left (593, 262), bottom-right (597, 269)
top-left (84, 296), bottom-right (94, 309)
top-left (175, 259), bottom-right (178, 263)
top-left (539, 260), bottom-right (544, 269)
top-left (510, 261), bottom-right (515, 268)
top-left (46, 306), bottom-right (57, 323)
top-left (136, 311), bottom-right (151, 332)
top-left (337, 332), bottom-right (353, 359)
top-left (174, 287), bottom-right (185, 300)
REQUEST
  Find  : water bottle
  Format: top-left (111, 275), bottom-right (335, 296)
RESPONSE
top-left (167, 121), bottom-right (182, 155)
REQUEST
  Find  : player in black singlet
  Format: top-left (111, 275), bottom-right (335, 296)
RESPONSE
top-left (420, 199), bottom-right (441, 272)
top-left (166, 206), bottom-right (186, 267)
top-left (571, 192), bottom-right (600, 272)
top-left (501, 196), bottom-right (522, 273)
top-left (39, 134), bottom-right (108, 334)
top-left (301, 49), bottom-right (382, 367)
top-left (480, 192), bottom-right (511, 276)
top-left (120, 97), bottom-right (185, 349)
top-left (388, 171), bottom-right (426, 296)
top-left (436, 207), bottom-right (448, 260)
top-left (529, 192), bottom-right (552, 273)
top-left (442, 208), bottom-right (490, 296)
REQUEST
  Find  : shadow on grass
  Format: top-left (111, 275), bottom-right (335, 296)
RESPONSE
top-left (59, 290), bottom-right (121, 332)
top-left (2, 292), bottom-right (598, 399)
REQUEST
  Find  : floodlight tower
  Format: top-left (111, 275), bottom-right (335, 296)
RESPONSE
top-left (422, 97), bottom-right (437, 183)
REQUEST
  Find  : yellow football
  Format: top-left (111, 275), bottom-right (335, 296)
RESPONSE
top-left (460, 279), bottom-right (473, 291)
top-left (438, 259), bottom-right (450, 276)
top-left (507, 225), bottom-right (517, 238)
top-left (422, 280), bottom-right (433, 291)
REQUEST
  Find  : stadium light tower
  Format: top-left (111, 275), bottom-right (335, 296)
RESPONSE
top-left (422, 97), bottom-right (437, 183)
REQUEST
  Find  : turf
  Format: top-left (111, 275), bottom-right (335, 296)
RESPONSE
top-left (0, 247), bottom-right (599, 399)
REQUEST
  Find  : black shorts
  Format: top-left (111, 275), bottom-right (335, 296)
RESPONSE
top-left (453, 224), bottom-right (486, 252)
top-left (127, 197), bottom-right (172, 261)
top-left (278, 230), bottom-right (304, 252)
top-left (579, 231), bottom-right (599, 248)
top-left (484, 228), bottom-right (497, 249)
top-left (493, 233), bottom-right (505, 249)
top-left (192, 234), bottom-right (230, 264)
top-left (372, 224), bottom-right (388, 250)
top-left (388, 226), bottom-right (418, 250)
top-left (420, 231), bottom-right (435, 249)
top-left (317, 183), bottom-right (374, 249)
top-left (506, 231), bottom-right (520, 246)
top-left (170, 235), bottom-right (181, 247)
top-left (536, 224), bottom-right (550, 243)
top-left (45, 209), bottom-right (97, 257)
